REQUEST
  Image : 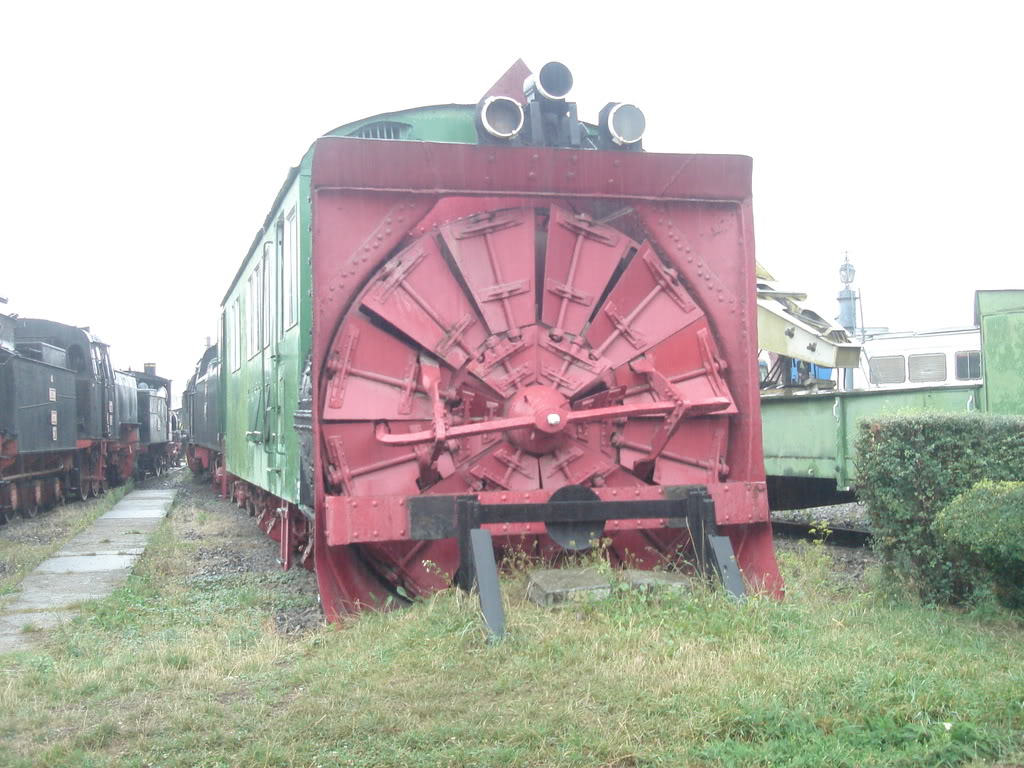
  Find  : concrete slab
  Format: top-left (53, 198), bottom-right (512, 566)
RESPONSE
top-left (57, 547), bottom-right (146, 557)
top-left (73, 516), bottom-right (161, 534)
top-left (3, 570), bottom-right (131, 611)
top-left (0, 610), bottom-right (76, 654)
top-left (56, 525), bottom-right (152, 555)
top-left (0, 610), bottom-right (76, 632)
top-left (100, 506), bottom-right (169, 520)
top-left (36, 553), bottom-right (139, 574)
top-left (97, 489), bottom-right (175, 521)
top-left (621, 569), bottom-right (696, 593)
top-left (526, 568), bottom-right (699, 608)
top-left (527, 568), bottom-right (612, 607)
top-left (0, 487), bottom-right (175, 654)
top-left (0, 632), bottom-right (34, 654)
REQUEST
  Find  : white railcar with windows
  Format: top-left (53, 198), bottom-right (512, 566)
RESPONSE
top-left (849, 326), bottom-right (981, 391)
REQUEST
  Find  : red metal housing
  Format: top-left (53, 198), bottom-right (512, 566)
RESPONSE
top-left (308, 137), bottom-right (781, 617)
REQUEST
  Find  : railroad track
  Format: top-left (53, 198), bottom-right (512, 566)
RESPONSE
top-left (771, 519), bottom-right (872, 548)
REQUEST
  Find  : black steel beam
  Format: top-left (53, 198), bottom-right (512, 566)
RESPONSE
top-left (410, 494), bottom-right (692, 541)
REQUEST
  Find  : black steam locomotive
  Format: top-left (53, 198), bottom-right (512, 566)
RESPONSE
top-left (0, 306), bottom-right (174, 522)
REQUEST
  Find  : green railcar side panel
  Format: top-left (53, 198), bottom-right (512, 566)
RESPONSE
top-left (761, 386), bottom-right (981, 488)
top-left (975, 290), bottom-right (1024, 415)
top-left (221, 169), bottom-right (310, 505)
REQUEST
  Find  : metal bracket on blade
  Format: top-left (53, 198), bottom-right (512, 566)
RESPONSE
top-left (642, 248), bottom-right (694, 314)
top-left (632, 358), bottom-right (689, 464)
top-left (632, 358), bottom-right (732, 468)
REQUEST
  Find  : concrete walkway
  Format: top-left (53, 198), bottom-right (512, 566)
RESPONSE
top-left (0, 489), bottom-right (175, 654)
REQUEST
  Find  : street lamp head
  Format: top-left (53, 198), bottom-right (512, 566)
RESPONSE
top-left (839, 254), bottom-right (855, 286)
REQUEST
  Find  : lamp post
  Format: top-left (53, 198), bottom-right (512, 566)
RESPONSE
top-left (838, 253), bottom-right (857, 390)
top-left (838, 253), bottom-right (857, 332)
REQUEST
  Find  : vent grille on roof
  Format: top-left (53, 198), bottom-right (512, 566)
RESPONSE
top-left (908, 353), bottom-right (947, 383)
top-left (350, 121), bottom-right (412, 140)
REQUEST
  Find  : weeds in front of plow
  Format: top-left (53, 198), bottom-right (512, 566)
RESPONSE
top-left (1, 500), bottom-right (1023, 768)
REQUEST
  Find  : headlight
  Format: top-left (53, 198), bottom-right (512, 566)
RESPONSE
top-left (524, 61), bottom-right (573, 102)
top-left (477, 96), bottom-right (525, 139)
top-left (600, 102), bottom-right (646, 146)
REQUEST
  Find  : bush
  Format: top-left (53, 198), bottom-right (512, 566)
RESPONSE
top-left (855, 412), bottom-right (1024, 603)
top-left (934, 481), bottom-right (1024, 609)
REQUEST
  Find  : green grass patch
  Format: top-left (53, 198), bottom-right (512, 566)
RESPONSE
top-left (0, 483), bottom-right (133, 598)
top-left (1, 507), bottom-right (1022, 767)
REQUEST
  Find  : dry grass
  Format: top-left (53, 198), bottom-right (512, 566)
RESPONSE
top-left (1, 492), bottom-right (1023, 767)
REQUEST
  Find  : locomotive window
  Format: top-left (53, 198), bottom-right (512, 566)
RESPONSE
top-left (276, 217), bottom-right (285, 339)
top-left (955, 350), bottom-right (981, 380)
top-left (908, 353), bottom-right (947, 383)
top-left (284, 206), bottom-right (298, 329)
top-left (262, 246), bottom-right (272, 348)
top-left (248, 265), bottom-right (260, 359)
top-left (98, 346), bottom-right (113, 380)
top-left (868, 355), bottom-right (906, 385)
top-left (67, 345), bottom-right (87, 373)
top-left (231, 299), bottom-right (241, 371)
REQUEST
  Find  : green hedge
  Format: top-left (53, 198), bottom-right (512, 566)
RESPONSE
top-left (855, 412), bottom-right (1024, 603)
top-left (935, 481), bottom-right (1024, 609)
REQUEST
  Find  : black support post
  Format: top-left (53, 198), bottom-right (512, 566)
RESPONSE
top-left (453, 496), bottom-right (506, 640)
top-left (684, 489), bottom-right (746, 600)
top-left (470, 528), bottom-right (506, 640)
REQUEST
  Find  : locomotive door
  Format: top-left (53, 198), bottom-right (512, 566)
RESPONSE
top-left (93, 343), bottom-right (115, 438)
top-left (261, 219), bottom-right (287, 492)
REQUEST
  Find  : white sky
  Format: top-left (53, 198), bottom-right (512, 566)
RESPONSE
top-left (3, 1), bottom-right (1020, 404)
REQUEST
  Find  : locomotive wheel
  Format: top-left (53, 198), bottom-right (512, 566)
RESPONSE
top-left (21, 505), bottom-right (39, 519)
top-left (317, 204), bottom-right (739, 612)
top-left (77, 484), bottom-right (91, 502)
top-left (1, 507), bottom-right (16, 524)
